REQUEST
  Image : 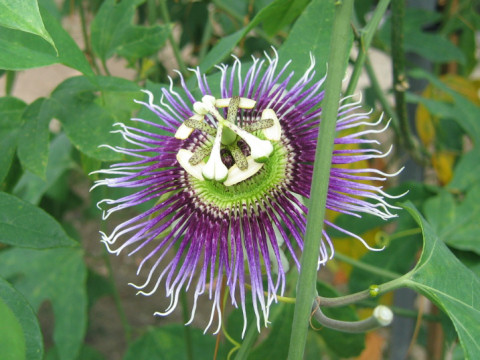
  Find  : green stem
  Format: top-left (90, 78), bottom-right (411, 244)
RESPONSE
top-left (211, 0), bottom-right (280, 47)
top-left (364, 55), bottom-right (400, 134)
top-left (391, 0), bottom-right (427, 164)
top-left (159, 0), bottom-right (188, 76)
top-left (345, 0), bottom-right (391, 96)
top-left (147, 0), bottom-right (157, 25)
top-left (333, 252), bottom-right (401, 280)
top-left (319, 275), bottom-right (407, 308)
top-left (78, 1), bottom-right (100, 74)
top-left (198, 10), bottom-right (214, 63)
top-left (181, 291), bottom-right (194, 360)
top-left (5, 71), bottom-right (16, 95)
top-left (287, 1), bottom-right (354, 359)
top-left (233, 320), bottom-right (260, 360)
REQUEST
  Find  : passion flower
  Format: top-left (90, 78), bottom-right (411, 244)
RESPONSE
top-left (92, 50), bottom-right (401, 336)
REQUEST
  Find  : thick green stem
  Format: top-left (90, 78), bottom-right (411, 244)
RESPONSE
top-left (287, 1), bottom-right (354, 359)
top-left (345, 0), bottom-right (391, 96)
top-left (181, 291), bottom-right (194, 360)
top-left (147, 0), bottom-right (157, 25)
top-left (159, 0), bottom-right (188, 76)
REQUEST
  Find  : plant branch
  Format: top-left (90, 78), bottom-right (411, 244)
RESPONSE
top-left (287, 1), bottom-right (354, 358)
top-left (345, 0), bottom-right (391, 96)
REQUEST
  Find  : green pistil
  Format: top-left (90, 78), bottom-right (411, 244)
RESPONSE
top-left (221, 126), bottom-right (237, 145)
top-left (191, 142), bottom-right (288, 209)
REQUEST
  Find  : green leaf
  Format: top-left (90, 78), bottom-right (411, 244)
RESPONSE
top-left (0, 277), bottom-right (43, 360)
top-left (91, 0), bottom-right (169, 63)
top-left (13, 134), bottom-right (75, 204)
top-left (0, 0), bottom-right (55, 50)
top-left (39, 6), bottom-right (96, 80)
top-left (115, 24), bottom-right (171, 64)
top-left (0, 192), bottom-right (75, 248)
top-left (424, 186), bottom-right (480, 254)
top-left (0, 6), bottom-right (94, 77)
top-left (17, 98), bottom-right (52, 178)
top-left (123, 325), bottom-right (220, 360)
top-left (278, 0), bottom-right (338, 80)
top-left (261, 0), bottom-right (310, 36)
top-left (0, 247), bottom-right (87, 360)
top-left (0, 26), bottom-right (58, 69)
top-left (448, 149), bottom-right (480, 192)
top-left (50, 76), bottom-right (139, 161)
top-left (200, 0), bottom-right (314, 73)
top-left (0, 96), bottom-right (26, 184)
top-left (403, 202), bottom-right (480, 360)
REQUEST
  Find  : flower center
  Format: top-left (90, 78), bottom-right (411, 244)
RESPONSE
top-left (175, 95), bottom-right (282, 186)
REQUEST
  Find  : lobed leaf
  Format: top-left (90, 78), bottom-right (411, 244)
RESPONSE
top-left (403, 202), bottom-right (480, 359)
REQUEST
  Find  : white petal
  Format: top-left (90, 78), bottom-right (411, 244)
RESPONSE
top-left (261, 109), bottom-right (281, 141)
top-left (215, 97), bottom-right (256, 109)
top-left (224, 156), bottom-right (264, 186)
top-left (176, 149), bottom-right (204, 180)
top-left (174, 123), bottom-right (194, 139)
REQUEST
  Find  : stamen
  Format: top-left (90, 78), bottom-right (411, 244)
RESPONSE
top-left (184, 118), bottom-right (216, 136)
top-left (228, 143), bottom-right (248, 170)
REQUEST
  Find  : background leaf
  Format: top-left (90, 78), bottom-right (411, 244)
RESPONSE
top-left (278, 0), bottom-right (339, 81)
top-left (403, 203), bottom-right (480, 360)
top-left (50, 76), bottom-right (139, 161)
top-left (0, 277), bottom-right (44, 360)
top-left (17, 98), bottom-right (52, 178)
top-left (0, 0), bottom-right (55, 49)
top-left (0, 192), bottom-right (75, 248)
top-left (0, 247), bottom-right (87, 360)
top-left (123, 325), bottom-right (221, 360)
top-left (13, 134), bottom-right (75, 205)
top-left (424, 185), bottom-right (480, 254)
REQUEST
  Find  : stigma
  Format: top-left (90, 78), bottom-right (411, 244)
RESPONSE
top-left (175, 95), bottom-right (281, 186)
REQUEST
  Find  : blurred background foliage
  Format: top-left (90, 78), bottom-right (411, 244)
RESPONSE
top-left (0, 0), bottom-right (479, 359)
